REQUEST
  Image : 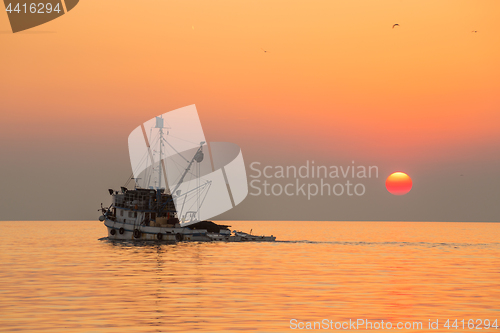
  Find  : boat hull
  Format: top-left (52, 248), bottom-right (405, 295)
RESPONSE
top-left (104, 219), bottom-right (210, 241)
top-left (103, 219), bottom-right (271, 242)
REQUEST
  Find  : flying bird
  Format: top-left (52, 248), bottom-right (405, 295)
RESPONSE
top-left (392, 24), bottom-right (399, 29)
top-left (472, 30), bottom-right (478, 33)
top-left (261, 48), bottom-right (268, 53)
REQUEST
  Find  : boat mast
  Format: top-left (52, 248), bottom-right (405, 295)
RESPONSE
top-left (158, 127), bottom-right (163, 190)
top-left (155, 116), bottom-right (164, 217)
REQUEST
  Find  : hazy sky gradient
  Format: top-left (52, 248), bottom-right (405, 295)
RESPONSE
top-left (0, 0), bottom-right (499, 221)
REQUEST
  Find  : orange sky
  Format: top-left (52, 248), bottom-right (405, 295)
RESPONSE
top-left (1, 0), bottom-right (499, 162)
top-left (0, 0), bottom-right (499, 220)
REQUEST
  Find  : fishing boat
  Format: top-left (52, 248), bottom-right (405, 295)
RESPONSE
top-left (98, 106), bottom-right (276, 242)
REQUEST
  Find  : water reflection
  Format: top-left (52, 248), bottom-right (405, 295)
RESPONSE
top-left (0, 221), bottom-right (499, 332)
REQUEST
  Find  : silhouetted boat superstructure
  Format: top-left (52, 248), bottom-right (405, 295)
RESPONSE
top-left (99, 114), bottom-right (275, 242)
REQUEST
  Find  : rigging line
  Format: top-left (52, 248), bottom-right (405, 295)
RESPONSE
top-left (163, 149), bottom-right (207, 182)
top-left (179, 182), bottom-right (209, 206)
top-left (166, 133), bottom-right (200, 146)
top-left (130, 161), bottom-right (149, 188)
top-left (129, 142), bottom-right (152, 177)
top-left (124, 172), bottom-right (135, 187)
top-left (170, 167), bottom-right (210, 191)
top-left (197, 161), bottom-right (199, 219)
top-left (160, 140), bottom-right (169, 190)
top-left (184, 186), bottom-right (210, 218)
top-left (163, 153), bottom-right (200, 185)
top-left (162, 137), bottom-right (189, 163)
top-left (179, 192), bottom-right (188, 219)
top-left (135, 144), bottom-right (162, 189)
top-left (162, 143), bottom-right (207, 184)
top-left (162, 155), bottom-right (187, 186)
top-left (171, 165), bottom-right (211, 188)
top-left (144, 129), bottom-right (164, 187)
top-left (197, 182), bottom-right (212, 210)
top-left (171, 162), bottom-right (201, 184)
top-left (142, 124), bottom-right (157, 172)
top-left (146, 172), bottom-right (152, 189)
top-left (164, 148), bottom-right (208, 196)
top-left (184, 184), bottom-right (205, 210)
top-left (132, 148), bottom-right (152, 176)
top-left (178, 165), bottom-right (195, 218)
top-left (198, 162), bottom-right (202, 219)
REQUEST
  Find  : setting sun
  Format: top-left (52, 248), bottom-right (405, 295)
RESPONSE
top-left (386, 172), bottom-right (412, 195)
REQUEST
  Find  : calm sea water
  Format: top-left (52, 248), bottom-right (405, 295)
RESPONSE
top-left (0, 221), bottom-right (499, 332)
